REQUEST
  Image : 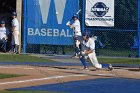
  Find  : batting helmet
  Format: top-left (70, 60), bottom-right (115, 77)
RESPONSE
top-left (0, 20), bottom-right (5, 24)
top-left (72, 14), bottom-right (78, 19)
top-left (12, 12), bottom-right (17, 16)
top-left (82, 32), bottom-right (89, 39)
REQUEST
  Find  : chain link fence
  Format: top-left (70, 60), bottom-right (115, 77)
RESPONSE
top-left (25, 0), bottom-right (138, 58)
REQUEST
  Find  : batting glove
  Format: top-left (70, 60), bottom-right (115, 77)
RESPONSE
top-left (66, 21), bottom-right (70, 26)
top-left (81, 51), bottom-right (86, 56)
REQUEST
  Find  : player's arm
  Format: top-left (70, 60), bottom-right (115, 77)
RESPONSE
top-left (69, 25), bottom-right (74, 29)
top-left (80, 48), bottom-right (93, 56)
top-left (84, 49), bottom-right (93, 54)
top-left (86, 39), bottom-right (96, 54)
top-left (66, 22), bottom-right (75, 29)
top-left (5, 35), bottom-right (8, 41)
top-left (82, 40), bottom-right (95, 55)
top-left (66, 21), bottom-right (78, 29)
top-left (3, 32), bottom-right (7, 40)
top-left (12, 26), bottom-right (16, 31)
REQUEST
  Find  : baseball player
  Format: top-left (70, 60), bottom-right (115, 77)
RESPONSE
top-left (11, 12), bottom-right (19, 54)
top-left (81, 33), bottom-right (102, 69)
top-left (66, 14), bottom-right (82, 57)
top-left (66, 15), bottom-right (88, 69)
top-left (0, 20), bottom-right (7, 52)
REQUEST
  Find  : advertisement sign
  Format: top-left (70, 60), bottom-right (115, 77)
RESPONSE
top-left (85, 0), bottom-right (114, 27)
top-left (25, 0), bottom-right (79, 45)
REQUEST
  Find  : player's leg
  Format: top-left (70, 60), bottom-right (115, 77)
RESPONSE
top-left (11, 32), bottom-right (15, 53)
top-left (14, 31), bottom-right (19, 54)
top-left (75, 38), bottom-right (88, 69)
top-left (74, 38), bottom-right (79, 57)
top-left (1, 38), bottom-right (7, 52)
top-left (88, 52), bottom-right (102, 69)
top-left (79, 56), bottom-right (88, 69)
top-left (73, 35), bottom-right (82, 58)
top-left (75, 36), bottom-right (83, 56)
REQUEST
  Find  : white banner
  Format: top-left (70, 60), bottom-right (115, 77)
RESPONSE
top-left (85, 0), bottom-right (114, 27)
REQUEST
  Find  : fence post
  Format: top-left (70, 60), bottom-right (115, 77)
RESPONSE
top-left (81, 0), bottom-right (85, 33)
top-left (138, 0), bottom-right (140, 58)
top-left (23, 0), bottom-right (27, 53)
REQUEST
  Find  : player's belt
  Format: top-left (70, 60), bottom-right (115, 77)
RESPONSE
top-left (13, 30), bottom-right (19, 32)
top-left (75, 31), bottom-right (81, 33)
top-left (74, 32), bottom-right (82, 35)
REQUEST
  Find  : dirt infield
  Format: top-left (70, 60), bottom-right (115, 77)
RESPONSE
top-left (0, 64), bottom-right (140, 90)
top-left (0, 55), bottom-right (140, 90)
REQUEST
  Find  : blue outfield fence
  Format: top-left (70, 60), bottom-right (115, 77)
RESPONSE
top-left (23, 0), bottom-right (139, 58)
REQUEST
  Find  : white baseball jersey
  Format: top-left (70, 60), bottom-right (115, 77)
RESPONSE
top-left (0, 27), bottom-right (6, 40)
top-left (83, 38), bottom-right (95, 51)
top-left (12, 18), bottom-right (19, 31)
top-left (72, 19), bottom-right (82, 36)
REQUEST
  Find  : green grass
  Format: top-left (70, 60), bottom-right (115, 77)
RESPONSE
top-left (98, 58), bottom-right (140, 64)
top-left (0, 73), bottom-right (24, 79)
top-left (0, 54), bottom-right (140, 65)
top-left (98, 48), bottom-right (137, 57)
top-left (0, 54), bottom-right (53, 62)
top-left (53, 47), bottom-right (138, 57)
top-left (0, 90), bottom-right (62, 93)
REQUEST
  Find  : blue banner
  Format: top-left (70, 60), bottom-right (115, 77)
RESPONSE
top-left (25, 0), bottom-right (79, 45)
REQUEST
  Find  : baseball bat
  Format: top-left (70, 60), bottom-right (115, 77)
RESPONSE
top-left (76, 9), bottom-right (81, 15)
top-left (66, 9), bottom-right (81, 26)
top-left (70, 9), bottom-right (81, 21)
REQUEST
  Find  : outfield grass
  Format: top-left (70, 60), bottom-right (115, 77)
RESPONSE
top-left (0, 54), bottom-right (139, 65)
top-left (98, 48), bottom-right (137, 57)
top-left (0, 73), bottom-right (24, 79)
top-left (0, 54), bottom-right (53, 62)
top-left (0, 90), bottom-right (62, 93)
top-left (98, 58), bottom-right (140, 64)
top-left (62, 46), bottom-right (138, 57)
